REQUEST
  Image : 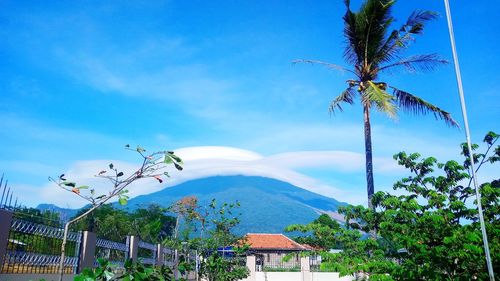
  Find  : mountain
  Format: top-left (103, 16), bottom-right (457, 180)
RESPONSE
top-left (37, 175), bottom-right (348, 234)
top-left (120, 175), bottom-right (348, 234)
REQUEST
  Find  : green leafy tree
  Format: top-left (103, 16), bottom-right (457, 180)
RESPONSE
top-left (71, 204), bottom-right (131, 242)
top-left (197, 199), bottom-right (249, 281)
top-left (14, 206), bottom-right (62, 227)
top-left (287, 132), bottom-right (499, 280)
top-left (286, 213), bottom-right (394, 278)
top-left (130, 204), bottom-right (176, 243)
top-left (336, 131), bottom-right (499, 280)
top-left (71, 203), bottom-right (176, 243)
top-left (285, 214), bottom-right (343, 250)
top-left (163, 196), bottom-right (201, 280)
top-left (295, 0), bottom-right (457, 209)
top-left (161, 198), bottom-right (249, 281)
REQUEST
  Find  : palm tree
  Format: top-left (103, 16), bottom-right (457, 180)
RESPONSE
top-left (296, 0), bottom-right (458, 209)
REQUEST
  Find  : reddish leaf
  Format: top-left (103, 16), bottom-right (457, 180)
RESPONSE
top-left (154, 175), bottom-right (163, 183)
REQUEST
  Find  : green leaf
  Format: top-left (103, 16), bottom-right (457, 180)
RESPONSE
top-left (365, 81), bottom-right (396, 117)
top-left (168, 152), bottom-right (183, 164)
top-left (103, 271), bottom-right (114, 281)
top-left (119, 197), bottom-right (128, 206)
top-left (483, 131), bottom-right (499, 145)
top-left (97, 258), bottom-right (108, 267)
top-left (109, 163), bottom-right (114, 169)
top-left (174, 163), bottom-right (183, 171)
top-left (117, 172), bottom-right (124, 177)
top-left (63, 182), bottom-right (76, 187)
top-left (164, 154), bottom-right (173, 164)
top-left (78, 185), bottom-right (90, 189)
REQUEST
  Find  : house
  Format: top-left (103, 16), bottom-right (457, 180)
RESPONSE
top-left (243, 233), bottom-right (310, 271)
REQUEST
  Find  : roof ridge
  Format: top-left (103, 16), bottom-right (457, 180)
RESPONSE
top-left (279, 233), bottom-right (306, 249)
top-left (245, 233), bottom-right (307, 250)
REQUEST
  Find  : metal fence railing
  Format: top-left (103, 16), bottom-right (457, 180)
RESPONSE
top-left (95, 237), bottom-right (128, 268)
top-left (309, 254), bottom-right (322, 272)
top-left (0, 204), bottom-right (202, 276)
top-left (138, 240), bottom-right (157, 265)
top-left (1, 218), bottom-right (82, 274)
top-left (161, 247), bottom-right (175, 267)
top-left (255, 252), bottom-right (301, 272)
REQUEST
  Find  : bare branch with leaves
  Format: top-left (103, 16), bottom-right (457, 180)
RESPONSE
top-left (52, 145), bottom-right (183, 281)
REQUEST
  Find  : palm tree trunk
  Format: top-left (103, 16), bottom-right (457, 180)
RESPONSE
top-left (363, 105), bottom-right (375, 210)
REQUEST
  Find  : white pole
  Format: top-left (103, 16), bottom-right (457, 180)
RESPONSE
top-left (443, 1), bottom-right (494, 280)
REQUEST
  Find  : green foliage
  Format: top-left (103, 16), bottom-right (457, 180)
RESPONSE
top-left (285, 213), bottom-right (344, 250)
top-left (117, 259), bottom-right (174, 281)
top-left (130, 204), bottom-right (177, 243)
top-left (197, 199), bottom-right (249, 281)
top-left (286, 131), bottom-right (499, 280)
top-left (74, 258), bottom-right (115, 281)
top-left (71, 203), bottom-right (176, 243)
top-left (263, 266), bottom-right (300, 272)
top-left (75, 258), bottom-right (174, 281)
top-left (370, 131), bottom-right (499, 280)
top-left (166, 198), bottom-right (249, 281)
top-left (14, 207), bottom-right (62, 227)
top-left (199, 253), bottom-right (249, 281)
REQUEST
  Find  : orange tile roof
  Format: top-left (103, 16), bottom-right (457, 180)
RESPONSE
top-left (244, 233), bottom-right (307, 250)
top-left (301, 243), bottom-right (321, 251)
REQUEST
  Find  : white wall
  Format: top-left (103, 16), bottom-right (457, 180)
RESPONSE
top-left (310, 272), bottom-right (354, 281)
top-left (252, 272), bottom-right (353, 281)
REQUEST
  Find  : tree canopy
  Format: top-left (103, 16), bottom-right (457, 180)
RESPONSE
top-left (71, 203), bottom-right (176, 243)
top-left (287, 131), bottom-right (499, 280)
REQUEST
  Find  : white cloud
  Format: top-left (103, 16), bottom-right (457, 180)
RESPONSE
top-left (175, 146), bottom-right (262, 162)
top-left (27, 146), bottom-right (404, 208)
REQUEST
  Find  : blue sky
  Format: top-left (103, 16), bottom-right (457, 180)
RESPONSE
top-left (0, 0), bottom-right (498, 208)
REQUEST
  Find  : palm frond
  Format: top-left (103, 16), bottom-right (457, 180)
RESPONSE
top-left (403, 10), bottom-right (438, 35)
top-left (342, 5), bottom-right (361, 65)
top-left (364, 80), bottom-right (396, 117)
top-left (392, 87), bottom-right (459, 127)
top-left (329, 86), bottom-right (356, 114)
top-left (379, 54), bottom-right (448, 74)
top-left (345, 0), bottom-right (395, 67)
top-left (375, 10), bottom-right (438, 65)
top-left (292, 59), bottom-right (356, 75)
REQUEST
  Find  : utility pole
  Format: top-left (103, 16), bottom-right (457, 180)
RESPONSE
top-left (443, 1), bottom-right (494, 280)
